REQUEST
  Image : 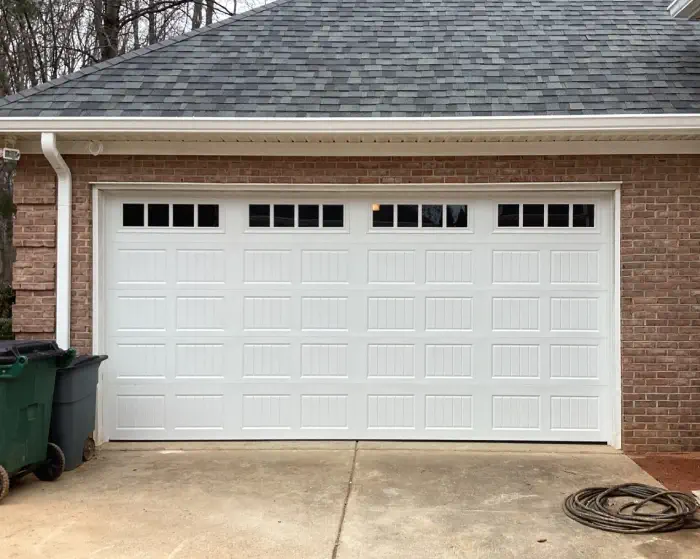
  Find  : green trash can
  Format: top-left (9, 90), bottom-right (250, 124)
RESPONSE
top-left (0, 341), bottom-right (75, 503)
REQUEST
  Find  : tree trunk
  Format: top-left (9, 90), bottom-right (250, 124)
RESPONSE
top-left (192, 0), bottom-right (203, 29)
top-left (101, 0), bottom-right (121, 60)
top-left (205, 0), bottom-right (214, 25)
top-left (147, 0), bottom-right (157, 44)
top-left (93, 0), bottom-right (104, 60)
top-left (132, 0), bottom-right (140, 49)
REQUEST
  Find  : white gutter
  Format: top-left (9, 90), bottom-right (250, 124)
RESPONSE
top-left (668, 0), bottom-right (700, 19)
top-left (2, 114), bottom-right (700, 135)
top-left (40, 132), bottom-right (71, 350)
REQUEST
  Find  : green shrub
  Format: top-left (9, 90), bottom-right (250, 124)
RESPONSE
top-left (0, 318), bottom-right (12, 340)
top-left (0, 284), bottom-right (13, 319)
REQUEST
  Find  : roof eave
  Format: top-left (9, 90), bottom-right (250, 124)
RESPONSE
top-left (3, 114), bottom-right (700, 136)
top-left (668, 0), bottom-right (700, 19)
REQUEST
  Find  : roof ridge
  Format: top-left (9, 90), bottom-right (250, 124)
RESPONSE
top-left (0, 0), bottom-right (296, 109)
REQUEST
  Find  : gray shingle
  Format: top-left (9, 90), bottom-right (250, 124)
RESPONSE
top-left (0, 0), bottom-right (699, 117)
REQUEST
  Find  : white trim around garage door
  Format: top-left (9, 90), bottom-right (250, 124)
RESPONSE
top-left (91, 181), bottom-right (622, 448)
top-left (92, 181), bottom-right (621, 193)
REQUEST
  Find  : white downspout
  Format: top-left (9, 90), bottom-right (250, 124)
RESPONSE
top-left (41, 132), bottom-right (71, 349)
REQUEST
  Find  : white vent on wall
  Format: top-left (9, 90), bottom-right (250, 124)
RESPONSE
top-left (1, 147), bottom-right (20, 162)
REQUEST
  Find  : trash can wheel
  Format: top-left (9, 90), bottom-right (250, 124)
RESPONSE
top-left (34, 443), bottom-right (66, 482)
top-left (0, 466), bottom-right (9, 502)
top-left (83, 437), bottom-right (96, 462)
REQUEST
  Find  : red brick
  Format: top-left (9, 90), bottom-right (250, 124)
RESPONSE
top-left (11, 153), bottom-right (700, 453)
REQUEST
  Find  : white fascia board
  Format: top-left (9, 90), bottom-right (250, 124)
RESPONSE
top-left (668, 0), bottom-right (700, 19)
top-left (14, 138), bottom-right (700, 156)
top-left (2, 114), bottom-right (700, 135)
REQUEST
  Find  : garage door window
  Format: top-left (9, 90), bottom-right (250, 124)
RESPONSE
top-left (122, 203), bottom-right (145, 227)
top-left (523, 204), bottom-right (545, 227)
top-left (198, 204), bottom-right (219, 227)
top-left (249, 204), bottom-right (345, 229)
top-left (421, 205), bottom-right (442, 227)
top-left (548, 204), bottom-right (569, 227)
top-left (397, 204), bottom-right (419, 227)
top-left (299, 204), bottom-right (319, 227)
top-left (274, 204), bottom-right (295, 227)
top-left (373, 203), bottom-right (468, 229)
top-left (497, 203), bottom-right (595, 229)
top-left (173, 204), bottom-right (194, 227)
top-left (148, 204), bottom-right (169, 227)
top-left (122, 203), bottom-right (220, 229)
top-left (573, 204), bottom-right (595, 227)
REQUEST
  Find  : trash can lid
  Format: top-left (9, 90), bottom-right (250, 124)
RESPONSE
top-left (0, 340), bottom-right (73, 366)
top-left (58, 354), bottom-right (108, 371)
top-left (0, 340), bottom-right (60, 357)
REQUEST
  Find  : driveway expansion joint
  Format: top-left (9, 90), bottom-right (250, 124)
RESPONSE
top-left (332, 440), bottom-right (358, 559)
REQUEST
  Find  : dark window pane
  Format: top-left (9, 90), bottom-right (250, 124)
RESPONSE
top-left (198, 204), bottom-right (219, 228)
top-left (148, 204), bottom-right (169, 227)
top-left (446, 204), bottom-right (468, 228)
top-left (123, 204), bottom-right (144, 227)
top-left (372, 204), bottom-right (394, 227)
top-left (274, 204), bottom-right (295, 227)
top-left (299, 205), bottom-right (319, 227)
top-left (573, 204), bottom-right (595, 227)
top-left (523, 204), bottom-right (545, 227)
top-left (173, 204), bottom-right (194, 227)
top-left (397, 204), bottom-right (419, 227)
top-left (422, 205), bottom-right (443, 227)
top-left (249, 204), bottom-right (270, 227)
top-left (498, 204), bottom-right (519, 227)
top-left (323, 205), bottom-right (344, 228)
top-left (548, 204), bottom-right (569, 227)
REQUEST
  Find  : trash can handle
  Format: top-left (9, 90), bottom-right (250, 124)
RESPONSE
top-left (0, 355), bottom-right (28, 379)
top-left (57, 348), bottom-right (77, 368)
top-left (0, 344), bottom-right (21, 365)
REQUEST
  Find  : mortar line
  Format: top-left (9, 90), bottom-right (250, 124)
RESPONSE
top-left (332, 440), bottom-right (358, 559)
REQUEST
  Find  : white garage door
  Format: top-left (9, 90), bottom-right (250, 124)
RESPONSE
top-left (102, 191), bottom-right (613, 442)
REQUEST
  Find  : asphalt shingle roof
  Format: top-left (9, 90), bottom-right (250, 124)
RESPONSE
top-left (1, 0), bottom-right (699, 117)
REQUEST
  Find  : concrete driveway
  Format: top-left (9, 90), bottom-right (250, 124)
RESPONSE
top-left (0, 443), bottom-right (697, 559)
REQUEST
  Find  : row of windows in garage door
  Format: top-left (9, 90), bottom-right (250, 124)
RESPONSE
top-left (122, 202), bottom-right (595, 229)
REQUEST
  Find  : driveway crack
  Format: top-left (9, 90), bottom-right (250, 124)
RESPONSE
top-left (332, 441), bottom-right (358, 559)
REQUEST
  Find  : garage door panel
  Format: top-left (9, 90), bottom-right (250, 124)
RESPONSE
top-left (111, 294), bottom-right (169, 333)
top-left (108, 383), bottom-right (169, 439)
top-left (113, 248), bottom-right (168, 286)
top-left (549, 342), bottom-right (605, 380)
top-left (106, 388), bottom-right (609, 441)
top-left (104, 194), bottom-right (612, 442)
top-left (108, 340), bottom-right (169, 380)
top-left (109, 246), bottom-right (233, 290)
top-left (425, 344), bottom-right (473, 378)
top-left (167, 382), bottom-right (231, 439)
top-left (176, 248), bottom-right (227, 285)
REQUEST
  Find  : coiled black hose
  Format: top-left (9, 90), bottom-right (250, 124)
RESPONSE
top-left (563, 483), bottom-right (700, 533)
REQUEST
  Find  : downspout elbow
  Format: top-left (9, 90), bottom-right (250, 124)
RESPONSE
top-left (41, 133), bottom-right (71, 350)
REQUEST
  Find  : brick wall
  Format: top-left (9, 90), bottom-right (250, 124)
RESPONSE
top-left (12, 153), bottom-right (700, 454)
top-left (12, 156), bottom-right (57, 336)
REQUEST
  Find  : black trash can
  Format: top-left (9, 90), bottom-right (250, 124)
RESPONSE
top-left (50, 355), bottom-right (107, 471)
